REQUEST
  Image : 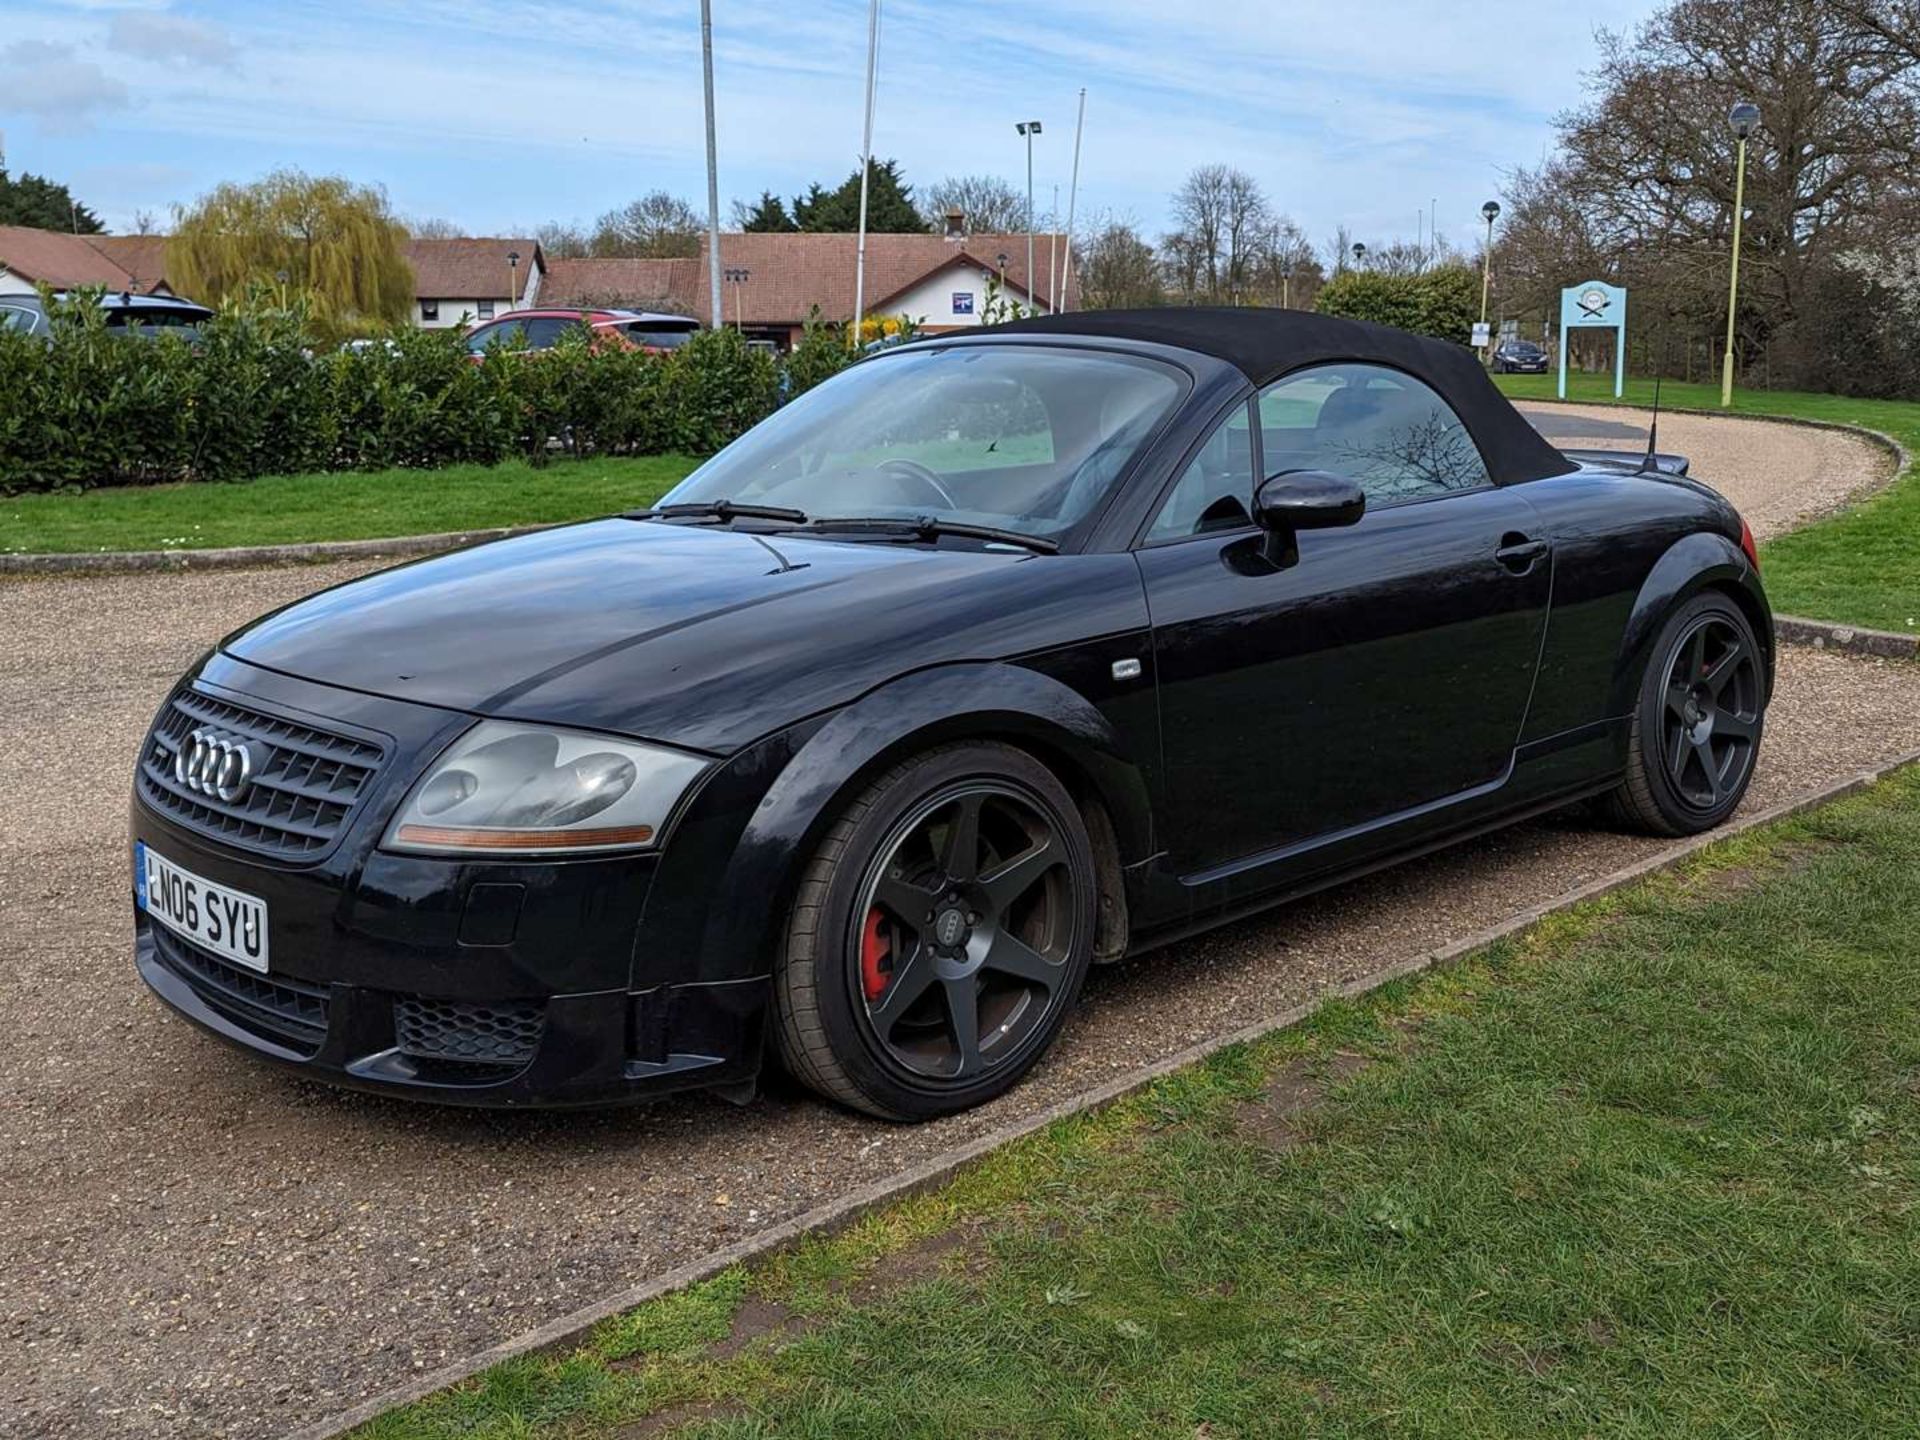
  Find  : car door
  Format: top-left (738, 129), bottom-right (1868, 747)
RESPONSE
top-left (1136, 362), bottom-right (1552, 881)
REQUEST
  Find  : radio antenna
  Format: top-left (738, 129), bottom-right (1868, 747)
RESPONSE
top-left (1639, 323), bottom-right (1668, 474)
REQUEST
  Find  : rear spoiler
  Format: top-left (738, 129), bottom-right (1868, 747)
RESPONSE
top-left (1559, 447), bottom-right (1691, 478)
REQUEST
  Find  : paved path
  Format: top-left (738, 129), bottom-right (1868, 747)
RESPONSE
top-left (0, 411), bottom-right (1908, 1437)
top-left (1518, 401), bottom-right (1892, 540)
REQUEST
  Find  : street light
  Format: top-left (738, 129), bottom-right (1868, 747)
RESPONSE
top-left (1351, 242), bottom-right (1366, 269)
top-left (1017, 120), bottom-right (1042, 314)
top-left (506, 250), bottom-right (521, 309)
top-left (1479, 201), bottom-right (1500, 357)
top-left (724, 266), bottom-right (751, 330)
top-left (1279, 257), bottom-right (1294, 309)
top-left (1721, 100), bottom-right (1761, 408)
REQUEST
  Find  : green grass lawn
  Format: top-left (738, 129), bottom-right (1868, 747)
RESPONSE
top-left (362, 765), bottom-right (1920, 1440)
top-left (1499, 372), bottom-right (1920, 633)
top-left (0, 454), bottom-right (700, 554)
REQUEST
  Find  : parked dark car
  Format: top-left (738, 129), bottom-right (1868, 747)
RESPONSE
top-left (1, 290), bottom-right (213, 340)
top-left (464, 307), bottom-right (699, 359)
top-left (1492, 338), bottom-right (1551, 374)
top-left (130, 308), bottom-right (1771, 1120)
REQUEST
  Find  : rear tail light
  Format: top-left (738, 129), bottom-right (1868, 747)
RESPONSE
top-left (1738, 517), bottom-right (1760, 572)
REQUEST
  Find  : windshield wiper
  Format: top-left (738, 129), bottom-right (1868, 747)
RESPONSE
top-left (801, 515), bottom-right (1059, 554)
top-left (626, 499), bottom-right (810, 524)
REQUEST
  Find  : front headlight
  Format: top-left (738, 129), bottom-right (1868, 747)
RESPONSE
top-left (382, 721), bottom-right (708, 856)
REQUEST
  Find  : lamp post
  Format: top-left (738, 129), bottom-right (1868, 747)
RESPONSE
top-left (1017, 120), bottom-right (1042, 315)
top-left (1279, 258), bottom-right (1294, 309)
top-left (506, 250), bottom-right (521, 310)
top-left (1721, 100), bottom-right (1760, 408)
top-left (723, 266), bottom-right (750, 329)
top-left (1351, 242), bottom-right (1366, 270)
top-left (1479, 201), bottom-right (1500, 360)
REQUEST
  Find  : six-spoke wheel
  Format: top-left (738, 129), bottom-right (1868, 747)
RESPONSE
top-left (774, 743), bottom-right (1097, 1119)
top-left (1606, 592), bottom-right (1767, 835)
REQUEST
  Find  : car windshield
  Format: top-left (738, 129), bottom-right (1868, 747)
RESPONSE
top-left (658, 344), bottom-right (1187, 542)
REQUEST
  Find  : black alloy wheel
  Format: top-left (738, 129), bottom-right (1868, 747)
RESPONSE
top-left (1658, 613), bottom-right (1762, 811)
top-left (854, 783), bottom-right (1073, 1082)
top-left (774, 743), bottom-right (1097, 1120)
top-left (1606, 593), bottom-right (1766, 835)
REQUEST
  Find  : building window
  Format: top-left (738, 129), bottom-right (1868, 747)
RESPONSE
top-left (420, 300), bottom-right (440, 323)
top-left (477, 299), bottom-right (495, 320)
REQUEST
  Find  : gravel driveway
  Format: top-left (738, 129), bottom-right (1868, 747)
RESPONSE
top-left (2, 412), bottom-right (1909, 1438)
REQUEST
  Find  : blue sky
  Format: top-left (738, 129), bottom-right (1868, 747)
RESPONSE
top-left (0, 0), bottom-right (1663, 250)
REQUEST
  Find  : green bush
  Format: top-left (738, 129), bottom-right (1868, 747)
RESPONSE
top-left (0, 290), bottom-right (792, 495)
top-left (786, 306), bottom-right (851, 396)
top-left (1314, 265), bottom-right (1480, 346)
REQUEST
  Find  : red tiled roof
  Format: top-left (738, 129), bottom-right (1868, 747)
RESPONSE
top-left (541, 256), bottom-right (701, 311)
top-left (89, 234), bottom-right (171, 291)
top-left (404, 237), bottom-right (542, 299)
top-left (539, 232), bottom-right (1076, 325)
top-left (0, 226), bottom-right (152, 290)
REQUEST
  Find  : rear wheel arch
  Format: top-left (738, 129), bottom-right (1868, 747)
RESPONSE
top-left (1611, 530), bottom-right (1772, 717)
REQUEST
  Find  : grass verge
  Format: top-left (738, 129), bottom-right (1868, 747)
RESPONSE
top-left (1499, 372), bottom-right (1920, 634)
top-left (358, 764), bottom-right (1920, 1439)
top-left (0, 454), bottom-right (700, 555)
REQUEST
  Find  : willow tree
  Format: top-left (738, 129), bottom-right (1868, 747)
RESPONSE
top-left (168, 170), bottom-right (414, 337)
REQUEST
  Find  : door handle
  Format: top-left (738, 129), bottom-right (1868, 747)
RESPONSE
top-left (1495, 534), bottom-right (1549, 573)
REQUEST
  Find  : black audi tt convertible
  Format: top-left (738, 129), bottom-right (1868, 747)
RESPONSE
top-left (130, 308), bottom-right (1771, 1120)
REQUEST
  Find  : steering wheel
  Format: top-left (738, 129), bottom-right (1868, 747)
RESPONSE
top-left (877, 458), bottom-right (958, 509)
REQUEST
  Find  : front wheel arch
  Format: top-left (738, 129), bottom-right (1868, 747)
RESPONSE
top-left (693, 663), bottom-right (1153, 999)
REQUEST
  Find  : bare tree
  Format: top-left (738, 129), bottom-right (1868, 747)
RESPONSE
top-left (918, 174), bottom-right (1028, 233)
top-left (1163, 165), bottom-right (1269, 303)
top-left (1078, 216), bottom-right (1164, 309)
top-left (1828, 0), bottom-right (1920, 64)
top-left (1556, 0), bottom-right (1920, 325)
top-left (535, 221), bottom-right (591, 259)
top-left (1245, 216), bottom-right (1324, 308)
top-left (406, 216), bottom-right (468, 239)
top-left (589, 191), bottom-right (703, 258)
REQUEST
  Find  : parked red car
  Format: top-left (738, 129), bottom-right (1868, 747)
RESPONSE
top-left (464, 308), bottom-right (700, 359)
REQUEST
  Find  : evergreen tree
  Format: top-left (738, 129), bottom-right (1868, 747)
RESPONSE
top-left (739, 190), bottom-right (797, 233)
top-left (791, 160), bottom-right (927, 233)
top-left (0, 168), bottom-right (103, 233)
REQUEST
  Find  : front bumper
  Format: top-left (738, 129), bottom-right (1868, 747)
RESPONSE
top-left (129, 656), bottom-right (767, 1108)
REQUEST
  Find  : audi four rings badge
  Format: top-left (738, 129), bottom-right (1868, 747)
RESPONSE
top-left (174, 728), bottom-right (259, 804)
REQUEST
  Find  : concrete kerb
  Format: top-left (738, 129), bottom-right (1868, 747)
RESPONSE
top-left (286, 745), bottom-right (1920, 1440)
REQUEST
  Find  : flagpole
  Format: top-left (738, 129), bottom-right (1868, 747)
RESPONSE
top-left (700, 0), bottom-right (723, 328)
top-left (1059, 88), bottom-right (1085, 314)
top-left (852, 0), bottom-right (881, 343)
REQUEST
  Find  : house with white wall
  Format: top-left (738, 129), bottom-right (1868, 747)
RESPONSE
top-left (402, 237), bottom-right (543, 328)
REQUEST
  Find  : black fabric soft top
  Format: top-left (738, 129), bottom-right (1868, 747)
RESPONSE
top-left (982, 306), bottom-right (1575, 485)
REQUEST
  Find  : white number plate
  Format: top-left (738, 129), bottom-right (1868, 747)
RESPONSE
top-left (135, 841), bottom-right (270, 973)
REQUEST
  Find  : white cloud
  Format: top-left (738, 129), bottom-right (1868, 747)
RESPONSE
top-left (0, 39), bottom-right (130, 135)
top-left (106, 11), bottom-right (240, 69)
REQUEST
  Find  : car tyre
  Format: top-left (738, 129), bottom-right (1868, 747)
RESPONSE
top-left (1603, 592), bottom-right (1766, 836)
top-left (773, 742), bottom-right (1097, 1120)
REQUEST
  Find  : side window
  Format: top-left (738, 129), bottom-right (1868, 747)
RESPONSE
top-left (1146, 400), bottom-right (1257, 541)
top-left (1257, 363), bottom-right (1491, 504)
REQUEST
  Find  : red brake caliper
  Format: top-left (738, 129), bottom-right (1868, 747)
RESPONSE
top-left (860, 907), bottom-right (893, 1002)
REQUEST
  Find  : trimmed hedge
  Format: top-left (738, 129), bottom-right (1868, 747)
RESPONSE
top-left (1313, 265), bottom-right (1480, 346)
top-left (0, 292), bottom-right (789, 496)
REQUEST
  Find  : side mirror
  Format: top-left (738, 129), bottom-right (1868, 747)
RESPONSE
top-left (1254, 469), bottom-right (1366, 533)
